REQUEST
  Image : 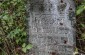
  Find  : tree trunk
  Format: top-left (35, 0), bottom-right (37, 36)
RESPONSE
top-left (27, 0), bottom-right (76, 55)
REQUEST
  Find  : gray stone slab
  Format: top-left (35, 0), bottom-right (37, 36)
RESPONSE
top-left (27, 0), bottom-right (76, 55)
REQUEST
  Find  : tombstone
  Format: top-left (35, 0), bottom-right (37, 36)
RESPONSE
top-left (27, 0), bottom-right (76, 55)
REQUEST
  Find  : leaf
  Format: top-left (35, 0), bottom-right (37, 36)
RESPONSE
top-left (14, 28), bottom-right (21, 34)
top-left (22, 48), bottom-right (27, 53)
top-left (3, 15), bottom-right (8, 20)
top-left (22, 43), bottom-right (26, 48)
top-left (4, 26), bottom-right (8, 30)
top-left (0, 3), bottom-right (2, 7)
top-left (16, 54), bottom-right (19, 55)
top-left (16, 38), bottom-right (21, 44)
top-left (7, 28), bottom-right (21, 39)
top-left (73, 48), bottom-right (79, 55)
top-left (22, 31), bottom-right (26, 36)
top-left (75, 48), bottom-right (78, 52)
top-left (26, 44), bottom-right (33, 49)
top-left (81, 33), bottom-right (85, 39)
top-left (76, 5), bottom-right (85, 15)
top-left (0, 31), bottom-right (3, 35)
top-left (80, 23), bottom-right (85, 28)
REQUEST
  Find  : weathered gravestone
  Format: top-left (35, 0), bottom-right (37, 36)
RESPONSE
top-left (27, 0), bottom-right (76, 55)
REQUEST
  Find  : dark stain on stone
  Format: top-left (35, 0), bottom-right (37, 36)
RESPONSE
top-left (50, 52), bottom-right (56, 55)
top-left (61, 0), bottom-right (63, 3)
top-left (69, 5), bottom-right (73, 10)
top-left (65, 33), bottom-right (67, 34)
top-left (69, 7), bottom-right (72, 10)
top-left (39, 4), bottom-right (44, 12)
top-left (60, 23), bottom-right (63, 25)
top-left (68, 7), bottom-right (75, 22)
top-left (58, 0), bottom-right (67, 13)
top-left (30, 4), bottom-right (34, 11)
top-left (54, 42), bottom-right (58, 45)
top-left (57, 19), bottom-right (62, 21)
top-left (64, 40), bottom-right (67, 44)
top-left (35, 17), bottom-right (37, 21)
top-left (51, 52), bottom-right (56, 55)
top-left (57, 19), bottom-right (60, 20)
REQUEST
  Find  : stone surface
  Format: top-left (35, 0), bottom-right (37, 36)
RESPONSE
top-left (27, 0), bottom-right (76, 55)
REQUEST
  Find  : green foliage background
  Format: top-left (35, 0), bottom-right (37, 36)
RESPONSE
top-left (0, 0), bottom-right (32, 55)
top-left (76, 0), bottom-right (85, 54)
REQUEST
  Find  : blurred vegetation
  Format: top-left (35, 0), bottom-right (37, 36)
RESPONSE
top-left (0, 0), bottom-right (32, 55)
top-left (75, 0), bottom-right (85, 54)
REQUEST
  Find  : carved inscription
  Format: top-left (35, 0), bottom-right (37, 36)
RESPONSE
top-left (28, 0), bottom-right (75, 55)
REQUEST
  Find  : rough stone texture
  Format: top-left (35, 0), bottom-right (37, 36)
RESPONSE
top-left (27, 0), bottom-right (76, 55)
